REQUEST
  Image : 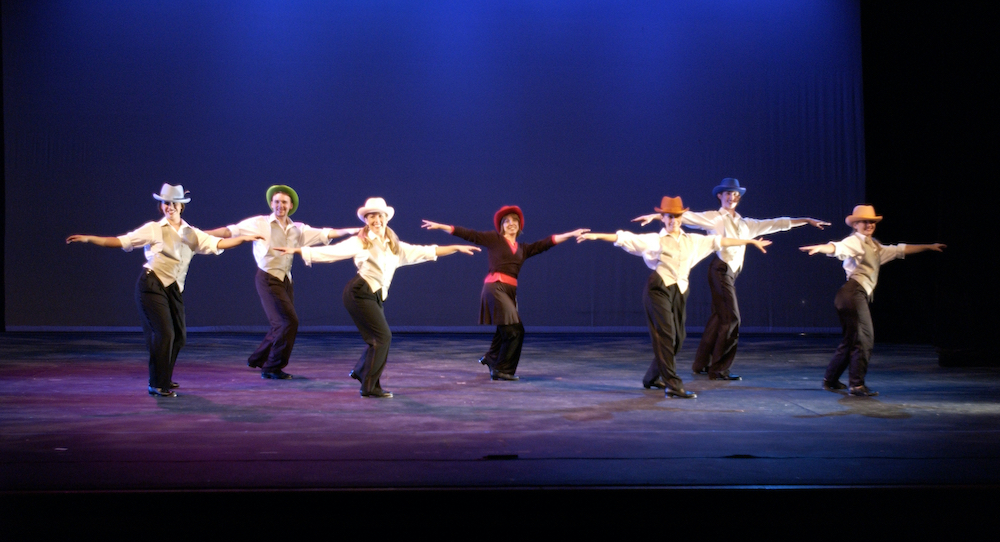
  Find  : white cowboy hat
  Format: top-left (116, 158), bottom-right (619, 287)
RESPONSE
top-left (152, 183), bottom-right (191, 203)
top-left (357, 197), bottom-right (395, 222)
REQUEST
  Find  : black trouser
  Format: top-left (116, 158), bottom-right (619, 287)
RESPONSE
top-left (342, 275), bottom-right (391, 395)
top-left (135, 269), bottom-right (185, 389)
top-left (692, 255), bottom-right (741, 377)
top-left (826, 280), bottom-right (874, 388)
top-left (483, 323), bottom-right (525, 375)
top-left (248, 269), bottom-right (299, 372)
top-left (642, 273), bottom-right (688, 392)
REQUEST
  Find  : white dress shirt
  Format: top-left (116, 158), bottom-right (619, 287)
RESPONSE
top-left (682, 209), bottom-right (793, 273)
top-left (117, 218), bottom-right (223, 292)
top-left (227, 214), bottom-right (332, 281)
top-left (615, 230), bottom-right (722, 294)
top-left (300, 232), bottom-right (438, 300)
top-left (829, 232), bottom-right (906, 295)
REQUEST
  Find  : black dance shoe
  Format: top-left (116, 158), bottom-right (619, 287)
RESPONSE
top-left (822, 379), bottom-right (848, 391)
top-left (644, 378), bottom-right (668, 389)
top-left (666, 389), bottom-right (697, 399)
top-left (361, 389), bottom-right (393, 398)
top-left (349, 370), bottom-right (361, 382)
top-left (491, 371), bottom-right (519, 381)
top-left (849, 385), bottom-right (879, 397)
top-left (709, 373), bottom-right (742, 381)
top-left (147, 386), bottom-right (176, 397)
top-left (261, 370), bottom-right (293, 380)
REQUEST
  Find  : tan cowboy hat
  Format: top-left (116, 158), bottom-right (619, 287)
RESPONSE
top-left (152, 184), bottom-right (191, 203)
top-left (845, 204), bottom-right (883, 226)
top-left (654, 196), bottom-right (689, 216)
top-left (357, 197), bottom-right (395, 222)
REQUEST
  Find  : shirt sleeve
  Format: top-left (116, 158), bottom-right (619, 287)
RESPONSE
top-left (878, 242), bottom-right (907, 264)
top-left (397, 241), bottom-right (439, 266)
top-left (613, 230), bottom-right (660, 256)
top-left (117, 222), bottom-right (157, 253)
top-left (226, 216), bottom-right (263, 238)
top-left (743, 217), bottom-right (794, 238)
top-left (190, 227), bottom-right (224, 255)
top-left (692, 233), bottom-right (723, 261)
top-left (681, 211), bottom-right (718, 232)
top-left (301, 237), bottom-right (363, 266)
top-left (450, 226), bottom-right (491, 246)
top-left (298, 223), bottom-right (334, 247)
top-left (830, 236), bottom-right (864, 260)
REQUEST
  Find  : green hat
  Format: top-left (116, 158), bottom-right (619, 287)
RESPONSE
top-left (266, 185), bottom-right (299, 216)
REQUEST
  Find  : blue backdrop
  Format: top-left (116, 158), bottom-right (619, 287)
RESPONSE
top-left (4, 1), bottom-right (864, 331)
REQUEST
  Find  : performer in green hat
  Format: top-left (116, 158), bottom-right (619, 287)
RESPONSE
top-left (206, 185), bottom-right (357, 380)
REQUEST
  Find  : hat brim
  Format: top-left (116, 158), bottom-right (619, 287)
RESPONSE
top-left (846, 215), bottom-right (883, 226)
top-left (153, 194), bottom-right (191, 203)
top-left (266, 185), bottom-right (299, 216)
top-left (357, 206), bottom-right (395, 223)
top-left (712, 186), bottom-right (747, 196)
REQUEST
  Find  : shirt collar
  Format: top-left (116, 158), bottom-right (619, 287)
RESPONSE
top-left (158, 217), bottom-right (190, 231)
top-left (719, 207), bottom-right (742, 220)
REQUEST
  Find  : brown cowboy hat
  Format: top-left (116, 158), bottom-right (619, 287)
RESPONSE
top-left (654, 196), bottom-right (689, 216)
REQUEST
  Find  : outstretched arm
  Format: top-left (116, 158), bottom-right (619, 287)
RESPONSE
top-left (218, 234), bottom-right (264, 250)
top-left (553, 229), bottom-right (590, 244)
top-left (65, 235), bottom-right (123, 248)
top-left (789, 218), bottom-right (831, 230)
top-left (631, 214), bottom-right (661, 227)
top-left (577, 232), bottom-right (619, 243)
top-left (421, 220), bottom-right (454, 233)
top-left (327, 227), bottom-right (360, 239)
top-left (904, 243), bottom-right (946, 255)
top-left (799, 243), bottom-right (836, 256)
top-left (721, 237), bottom-right (772, 253)
top-left (203, 227), bottom-right (233, 238)
top-left (435, 245), bottom-right (480, 257)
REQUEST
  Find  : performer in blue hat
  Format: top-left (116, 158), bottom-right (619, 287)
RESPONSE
top-left (585, 196), bottom-right (772, 399)
top-left (635, 178), bottom-right (829, 381)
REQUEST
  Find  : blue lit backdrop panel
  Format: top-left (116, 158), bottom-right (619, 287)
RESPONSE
top-left (4, 0), bottom-right (862, 330)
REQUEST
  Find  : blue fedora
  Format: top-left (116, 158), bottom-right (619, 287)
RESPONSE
top-left (712, 178), bottom-right (746, 197)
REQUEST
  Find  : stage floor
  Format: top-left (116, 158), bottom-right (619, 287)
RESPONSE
top-left (2, 331), bottom-right (999, 531)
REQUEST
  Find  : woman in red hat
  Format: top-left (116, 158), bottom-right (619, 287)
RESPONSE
top-left (800, 205), bottom-right (945, 397)
top-left (579, 196), bottom-right (771, 399)
top-left (422, 207), bottom-right (588, 381)
top-left (66, 184), bottom-right (261, 397)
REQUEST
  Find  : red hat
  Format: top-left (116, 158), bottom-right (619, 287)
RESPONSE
top-left (493, 205), bottom-right (524, 233)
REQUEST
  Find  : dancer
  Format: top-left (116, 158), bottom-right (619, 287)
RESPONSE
top-left (66, 184), bottom-right (261, 397)
top-left (276, 197), bottom-right (479, 398)
top-left (800, 205), bottom-right (945, 397)
top-left (206, 185), bottom-right (357, 380)
top-left (580, 196), bottom-right (771, 398)
top-left (634, 178), bottom-right (830, 380)
top-left (422, 207), bottom-right (588, 381)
